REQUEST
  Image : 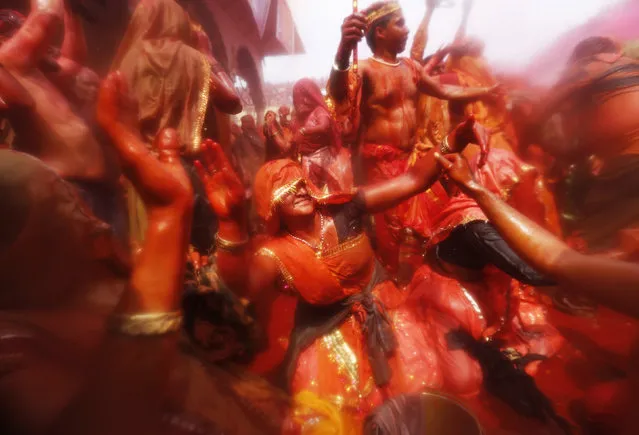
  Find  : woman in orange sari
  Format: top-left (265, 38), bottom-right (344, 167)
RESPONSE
top-left (196, 118), bottom-right (488, 431)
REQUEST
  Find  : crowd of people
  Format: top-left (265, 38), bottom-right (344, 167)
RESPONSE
top-left (1, 0), bottom-right (638, 434)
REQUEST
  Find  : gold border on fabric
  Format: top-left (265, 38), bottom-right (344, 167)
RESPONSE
top-left (319, 233), bottom-right (367, 259)
top-left (191, 53), bottom-right (212, 154)
top-left (322, 329), bottom-right (359, 391)
top-left (271, 178), bottom-right (304, 208)
top-left (255, 247), bottom-right (296, 290)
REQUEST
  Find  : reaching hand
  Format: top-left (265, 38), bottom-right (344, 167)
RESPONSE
top-left (96, 71), bottom-right (139, 134)
top-left (448, 116), bottom-right (490, 166)
top-left (434, 152), bottom-right (481, 196)
top-left (194, 140), bottom-right (245, 221)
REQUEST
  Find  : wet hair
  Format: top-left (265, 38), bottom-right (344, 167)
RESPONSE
top-left (570, 36), bottom-right (620, 62)
top-left (365, 14), bottom-right (393, 52)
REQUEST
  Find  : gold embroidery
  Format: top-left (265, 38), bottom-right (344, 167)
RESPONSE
top-left (319, 233), bottom-right (366, 259)
top-left (192, 54), bottom-right (211, 154)
top-left (255, 247), bottom-right (296, 290)
top-left (322, 329), bottom-right (359, 391)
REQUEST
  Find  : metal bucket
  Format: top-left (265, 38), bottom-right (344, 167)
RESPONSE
top-left (364, 391), bottom-right (483, 435)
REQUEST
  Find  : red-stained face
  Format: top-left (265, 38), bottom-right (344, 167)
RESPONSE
top-left (279, 182), bottom-right (315, 218)
top-left (264, 111), bottom-right (276, 123)
top-left (293, 88), bottom-right (315, 118)
top-left (377, 12), bottom-right (409, 54)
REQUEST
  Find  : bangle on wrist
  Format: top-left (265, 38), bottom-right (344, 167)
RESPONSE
top-left (215, 233), bottom-right (249, 253)
top-left (108, 312), bottom-right (183, 336)
top-left (333, 60), bottom-right (351, 72)
top-left (440, 135), bottom-right (452, 154)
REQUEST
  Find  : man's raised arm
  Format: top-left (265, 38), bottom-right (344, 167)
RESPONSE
top-left (328, 12), bottom-right (366, 102)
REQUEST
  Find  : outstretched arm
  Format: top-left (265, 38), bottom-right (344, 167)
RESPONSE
top-left (436, 153), bottom-right (639, 319)
top-left (361, 117), bottom-right (488, 213)
top-left (417, 63), bottom-right (497, 100)
top-left (454, 0), bottom-right (473, 43)
top-left (0, 0), bottom-right (64, 70)
top-left (48, 72), bottom-right (194, 435)
top-left (410, 0), bottom-right (437, 62)
top-left (194, 140), bottom-right (254, 291)
top-left (96, 72), bottom-right (186, 204)
top-left (60, 3), bottom-right (87, 64)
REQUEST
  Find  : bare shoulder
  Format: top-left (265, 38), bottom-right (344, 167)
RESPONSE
top-left (251, 247), bottom-right (280, 284)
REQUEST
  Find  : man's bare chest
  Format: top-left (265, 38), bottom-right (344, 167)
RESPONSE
top-left (363, 65), bottom-right (417, 107)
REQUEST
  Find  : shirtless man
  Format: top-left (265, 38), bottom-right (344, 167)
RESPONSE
top-left (328, 0), bottom-right (497, 272)
top-left (0, 0), bottom-right (119, 224)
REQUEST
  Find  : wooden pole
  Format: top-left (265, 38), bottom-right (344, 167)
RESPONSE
top-left (353, 0), bottom-right (358, 73)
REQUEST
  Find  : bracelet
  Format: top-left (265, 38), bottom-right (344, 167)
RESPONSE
top-left (332, 60), bottom-right (351, 72)
top-left (108, 312), bottom-right (183, 336)
top-left (215, 233), bottom-right (249, 252)
top-left (440, 135), bottom-right (452, 154)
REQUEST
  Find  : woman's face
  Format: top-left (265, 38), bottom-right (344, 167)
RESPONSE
top-left (264, 111), bottom-right (276, 124)
top-left (279, 182), bottom-right (315, 218)
top-left (293, 89), bottom-right (314, 118)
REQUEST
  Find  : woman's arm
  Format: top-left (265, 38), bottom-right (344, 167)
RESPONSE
top-left (60, 3), bottom-right (87, 64)
top-left (436, 153), bottom-right (639, 319)
top-left (361, 117), bottom-right (488, 213)
top-left (48, 70), bottom-right (194, 435)
top-left (97, 72), bottom-right (186, 203)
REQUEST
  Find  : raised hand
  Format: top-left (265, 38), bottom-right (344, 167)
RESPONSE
top-left (434, 152), bottom-right (481, 195)
top-left (337, 13), bottom-right (367, 62)
top-left (448, 116), bottom-right (490, 166)
top-left (194, 139), bottom-right (245, 221)
top-left (96, 71), bottom-right (139, 134)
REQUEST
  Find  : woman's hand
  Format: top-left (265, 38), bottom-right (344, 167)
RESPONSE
top-left (447, 116), bottom-right (490, 166)
top-left (194, 140), bottom-right (246, 221)
top-left (434, 152), bottom-right (483, 196)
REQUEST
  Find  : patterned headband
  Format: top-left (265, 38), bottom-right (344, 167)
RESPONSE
top-left (366, 1), bottom-right (401, 27)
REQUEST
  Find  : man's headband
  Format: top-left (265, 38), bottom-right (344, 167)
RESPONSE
top-left (365, 1), bottom-right (401, 27)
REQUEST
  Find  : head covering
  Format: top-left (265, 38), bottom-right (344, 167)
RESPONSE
top-left (254, 159), bottom-right (309, 234)
top-left (253, 159), bottom-right (354, 235)
top-left (363, 1), bottom-right (401, 27)
top-left (292, 78), bottom-right (342, 151)
top-left (110, 0), bottom-right (210, 155)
